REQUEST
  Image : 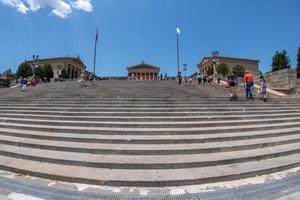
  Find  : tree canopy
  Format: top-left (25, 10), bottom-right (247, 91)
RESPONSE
top-left (16, 63), bottom-right (33, 78)
top-left (233, 64), bottom-right (246, 77)
top-left (271, 50), bottom-right (291, 72)
top-left (34, 66), bottom-right (45, 80)
top-left (60, 68), bottom-right (69, 79)
top-left (43, 64), bottom-right (53, 82)
top-left (216, 63), bottom-right (229, 77)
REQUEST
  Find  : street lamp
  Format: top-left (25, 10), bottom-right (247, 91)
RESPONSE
top-left (32, 55), bottom-right (39, 68)
top-left (183, 64), bottom-right (188, 77)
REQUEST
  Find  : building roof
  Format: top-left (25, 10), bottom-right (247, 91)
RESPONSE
top-left (199, 56), bottom-right (259, 66)
top-left (127, 62), bottom-right (160, 70)
top-left (25, 57), bottom-right (85, 66)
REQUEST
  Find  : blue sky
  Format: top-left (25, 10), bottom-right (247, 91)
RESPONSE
top-left (0, 0), bottom-right (299, 76)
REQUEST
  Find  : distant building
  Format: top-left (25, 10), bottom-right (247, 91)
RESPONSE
top-left (127, 62), bottom-right (160, 80)
top-left (26, 57), bottom-right (86, 79)
top-left (198, 56), bottom-right (260, 78)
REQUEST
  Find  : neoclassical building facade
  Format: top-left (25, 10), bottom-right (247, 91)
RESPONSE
top-left (127, 62), bottom-right (160, 80)
top-left (26, 57), bottom-right (86, 79)
top-left (198, 56), bottom-right (260, 78)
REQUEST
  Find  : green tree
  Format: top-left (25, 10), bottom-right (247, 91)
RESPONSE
top-left (43, 64), bottom-right (53, 82)
top-left (272, 50), bottom-right (291, 72)
top-left (60, 68), bottom-right (69, 79)
top-left (233, 64), bottom-right (246, 77)
top-left (297, 47), bottom-right (300, 79)
top-left (34, 66), bottom-right (45, 80)
top-left (16, 63), bottom-right (33, 78)
top-left (216, 63), bottom-right (229, 77)
top-left (207, 66), bottom-right (214, 76)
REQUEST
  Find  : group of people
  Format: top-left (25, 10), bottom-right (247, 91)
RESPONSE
top-left (80, 71), bottom-right (94, 87)
top-left (197, 73), bottom-right (213, 85)
top-left (226, 70), bottom-right (267, 101)
top-left (18, 75), bottom-right (41, 92)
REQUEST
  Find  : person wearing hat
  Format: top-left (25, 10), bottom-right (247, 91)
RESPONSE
top-left (243, 70), bottom-right (254, 99)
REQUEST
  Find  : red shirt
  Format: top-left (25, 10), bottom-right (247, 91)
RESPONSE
top-left (244, 72), bottom-right (254, 82)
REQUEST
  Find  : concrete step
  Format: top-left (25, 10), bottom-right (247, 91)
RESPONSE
top-left (1, 109), bottom-right (299, 116)
top-left (0, 98), bottom-right (299, 103)
top-left (0, 153), bottom-right (300, 187)
top-left (1, 112), bottom-right (300, 122)
top-left (1, 134), bottom-right (300, 155)
top-left (0, 142), bottom-right (300, 169)
top-left (0, 127), bottom-right (298, 144)
top-left (0, 116), bottom-right (299, 128)
top-left (2, 106), bottom-right (300, 112)
top-left (0, 121), bottom-right (299, 135)
top-left (1, 103), bottom-right (300, 108)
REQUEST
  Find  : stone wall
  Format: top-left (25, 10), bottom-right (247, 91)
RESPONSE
top-left (264, 68), bottom-right (297, 90)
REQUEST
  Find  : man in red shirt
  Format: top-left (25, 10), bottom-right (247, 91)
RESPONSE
top-left (244, 70), bottom-right (254, 99)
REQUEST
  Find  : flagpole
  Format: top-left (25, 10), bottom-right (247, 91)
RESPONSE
top-left (176, 27), bottom-right (180, 76)
top-left (93, 28), bottom-right (98, 77)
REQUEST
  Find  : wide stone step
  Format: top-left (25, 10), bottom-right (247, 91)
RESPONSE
top-left (0, 98), bottom-right (298, 104)
top-left (1, 112), bottom-right (300, 122)
top-left (1, 134), bottom-right (300, 155)
top-left (0, 127), bottom-right (298, 144)
top-left (0, 142), bottom-right (300, 169)
top-left (0, 116), bottom-right (299, 128)
top-left (1, 103), bottom-right (300, 108)
top-left (2, 106), bottom-right (300, 112)
top-left (0, 153), bottom-right (300, 187)
top-left (0, 121), bottom-right (299, 135)
top-left (2, 109), bottom-right (300, 117)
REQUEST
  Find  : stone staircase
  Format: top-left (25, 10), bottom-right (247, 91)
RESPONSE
top-left (0, 80), bottom-right (299, 188)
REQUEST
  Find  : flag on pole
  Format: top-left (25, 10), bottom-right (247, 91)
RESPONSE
top-left (176, 27), bottom-right (181, 34)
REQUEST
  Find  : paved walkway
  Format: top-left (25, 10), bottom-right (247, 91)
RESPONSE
top-left (1, 168), bottom-right (300, 200)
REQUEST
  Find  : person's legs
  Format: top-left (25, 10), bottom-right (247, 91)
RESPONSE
top-left (249, 82), bottom-right (253, 99)
top-left (246, 83), bottom-right (250, 98)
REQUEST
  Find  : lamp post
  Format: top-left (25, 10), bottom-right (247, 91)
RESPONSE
top-left (183, 64), bottom-right (187, 77)
top-left (32, 55), bottom-right (39, 68)
top-left (176, 27), bottom-right (181, 77)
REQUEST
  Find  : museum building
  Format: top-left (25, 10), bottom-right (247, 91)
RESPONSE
top-left (26, 57), bottom-right (86, 79)
top-left (127, 62), bottom-right (160, 80)
top-left (198, 56), bottom-right (260, 78)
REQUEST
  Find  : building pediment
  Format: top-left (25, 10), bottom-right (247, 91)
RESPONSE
top-left (127, 62), bottom-right (160, 71)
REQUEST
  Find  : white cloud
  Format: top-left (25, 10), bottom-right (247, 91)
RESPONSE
top-left (71, 0), bottom-right (92, 12)
top-left (0, 0), bottom-right (93, 18)
top-left (0, 0), bottom-right (29, 13)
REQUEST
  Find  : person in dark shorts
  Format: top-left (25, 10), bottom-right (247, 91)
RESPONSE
top-left (226, 71), bottom-right (238, 100)
top-left (177, 72), bottom-right (182, 85)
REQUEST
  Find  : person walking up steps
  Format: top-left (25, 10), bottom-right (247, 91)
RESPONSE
top-left (178, 72), bottom-right (182, 85)
top-left (226, 71), bottom-right (238, 101)
top-left (257, 76), bottom-right (268, 102)
top-left (197, 73), bottom-right (202, 85)
top-left (80, 71), bottom-right (86, 87)
top-left (244, 70), bottom-right (254, 99)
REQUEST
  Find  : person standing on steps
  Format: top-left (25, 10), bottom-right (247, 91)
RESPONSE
top-left (226, 71), bottom-right (238, 100)
top-left (244, 70), bottom-right (254, 99)
top-left (197, 72), bottom-right (202, 85)
top-left (18, 76), bottom-right (27, 92)
top-left (89, 73), bottom-right (94, 87)
top-left (177, 72), bottom-right (182, 85)
top-left (203, 75), bottom-right (207, 85)
top-left (257, 76), bottom-right (268, 102)
top-left (80, 71), bottom-right (86, 87)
